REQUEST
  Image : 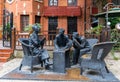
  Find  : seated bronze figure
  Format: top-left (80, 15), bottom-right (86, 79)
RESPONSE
top-left (72, 32), bottom-right (91, 65)
top-left (29, 25), bottom-right (50, 69)
top-left (54, 28), bottom-right (72, 51)
top-left (53, 28), bottom-right (72, 73)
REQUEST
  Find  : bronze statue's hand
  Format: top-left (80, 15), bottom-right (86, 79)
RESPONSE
top-left (55, 48), bottom-right (64, 51)
top-left (60, 47), bottom-right (69, 51)
top-left (59, 49), bottom-right (64, 51)
top-left (43, 37), bottom-right (46, 41)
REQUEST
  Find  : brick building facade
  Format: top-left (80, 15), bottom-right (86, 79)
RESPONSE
top-left (0, 0), bottom-right (4, 26)
top-left (0, 0), bottom-right (4, 39)
top-left (0, 0), bottom-right (93, 35)
top-left (42, 0), bottom-right (92, 35)
top-left (4, 0), bottom-right (43, 31)
top-left (1, 0), bottom-right (116, 35)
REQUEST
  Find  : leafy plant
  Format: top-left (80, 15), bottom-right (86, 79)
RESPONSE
top-left (109, 17), bottom-right (120, 29)
top-left (24, 23), bottom-right (41, 32)
top-left (91, 25), bottom-right (103, 35)
top-left (5, 22), bottom-right (10, 32)
top-left (24, 23), bottom-right (42, 36)
top-left (24, 24), bottom-right (32, 32)
top-left (110, 29), bottom-right (120, 51)
top-left (85, 24), bottom-right (103, 35)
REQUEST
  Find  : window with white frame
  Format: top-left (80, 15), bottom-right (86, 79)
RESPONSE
top-left (49, 0), bottom-right (58, 6)
top-left (68, 0), bottom-right (77, 6)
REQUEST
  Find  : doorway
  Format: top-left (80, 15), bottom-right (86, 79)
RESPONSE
top-left (48, 17), bottom-right (58, 39)
top-left (67, 17), bottom-right (77, 34)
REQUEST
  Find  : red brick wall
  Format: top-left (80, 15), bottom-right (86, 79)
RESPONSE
top-left (5, 0), bottom-right (43, 31)
top-left (0, 0), bottom-right (4, 39)
top-left (0, 0), bottom-right (4, 26)
top-left (43, 0), bottom-right (92, 35)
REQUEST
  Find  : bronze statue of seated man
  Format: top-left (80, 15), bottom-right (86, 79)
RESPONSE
top-left (29, 25), bottom-right (51, 69)
top-left (72, 32), bottom-right (91, 65)
top-left (54, 28), bottom-right (72, 68)
top-left (54, 28), bottom-right (72, 51)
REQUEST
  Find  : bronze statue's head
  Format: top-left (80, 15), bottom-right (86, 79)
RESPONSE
top-left (73, 32), bottom-right (79, 38)
top-left (32, 25), bottom-right (40, 34)
top-left (59, 28), bottom-right (65, 36)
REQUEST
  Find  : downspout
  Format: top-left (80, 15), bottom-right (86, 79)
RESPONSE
top-left (84, 0), bottom-right (87, 31)
top-left (2, 0), bottom-right (5, 47)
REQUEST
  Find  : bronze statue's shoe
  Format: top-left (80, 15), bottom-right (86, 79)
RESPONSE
top-left (71, 62), bottom-right (77, 66)
top-left (44, 59), bottom-right (53, 66)
top-left (45, 65), bottom-right (52, 70)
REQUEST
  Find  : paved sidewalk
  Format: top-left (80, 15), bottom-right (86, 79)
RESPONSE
top-left (0, 59), bottom-right (42, 82)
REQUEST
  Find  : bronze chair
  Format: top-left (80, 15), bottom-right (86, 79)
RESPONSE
top-left (80, 42), bottom-right (115, 78)
top-left (85, 38), bottom-right (99, 54)
top-left (79, 39), bottom-right (98, 63)
top-left (18, 38), bottom-right (43, 73)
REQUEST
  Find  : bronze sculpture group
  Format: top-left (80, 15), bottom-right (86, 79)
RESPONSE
top-left (24, 25), bottom-right (91, 70)
top-left (19, 25), bottom-right (115, 79)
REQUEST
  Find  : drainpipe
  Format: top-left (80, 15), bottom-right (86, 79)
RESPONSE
top-left (84, 0), bottom-right (87, 31)
top-left (2, 0), bottom-right (5, 47)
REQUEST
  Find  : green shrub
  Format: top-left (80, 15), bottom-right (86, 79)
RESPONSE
top-left (109, 17), bottom-right (120, 29)
top-left (91, 25), bottom-right (103, 35)
top-left (85, 24), bottom-right (103, 35)
top-left (24, 23), bottom-right (41, 32)
top-left (110, 29), bottom-right (120, 51)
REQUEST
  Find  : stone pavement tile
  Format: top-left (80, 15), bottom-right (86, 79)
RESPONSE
top-left (106, 59), bottom-right (120, 80)
top-left (0, 58), bottom-right (22, 78)
top-left (0, 63), bottom-right (4, 68)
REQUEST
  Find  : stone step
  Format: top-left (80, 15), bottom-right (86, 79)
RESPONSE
top-left (0, 49), bottom-right (13, 62)
top-left (0, 49), bottom-right (13, 53)
top-left (0, 57), bottom-right (9, 62)
top-left (0, 52), bottom-right (11, 57)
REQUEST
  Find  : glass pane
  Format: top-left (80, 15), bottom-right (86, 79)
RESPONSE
top-left (49, 0), bottom-right (53, 6)
top-left (54, 0), bottom-right (58, 6)
top-left (68, 0), bottom-right (77, 6)
top-left (49, 0), bottom-right (58, 6)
